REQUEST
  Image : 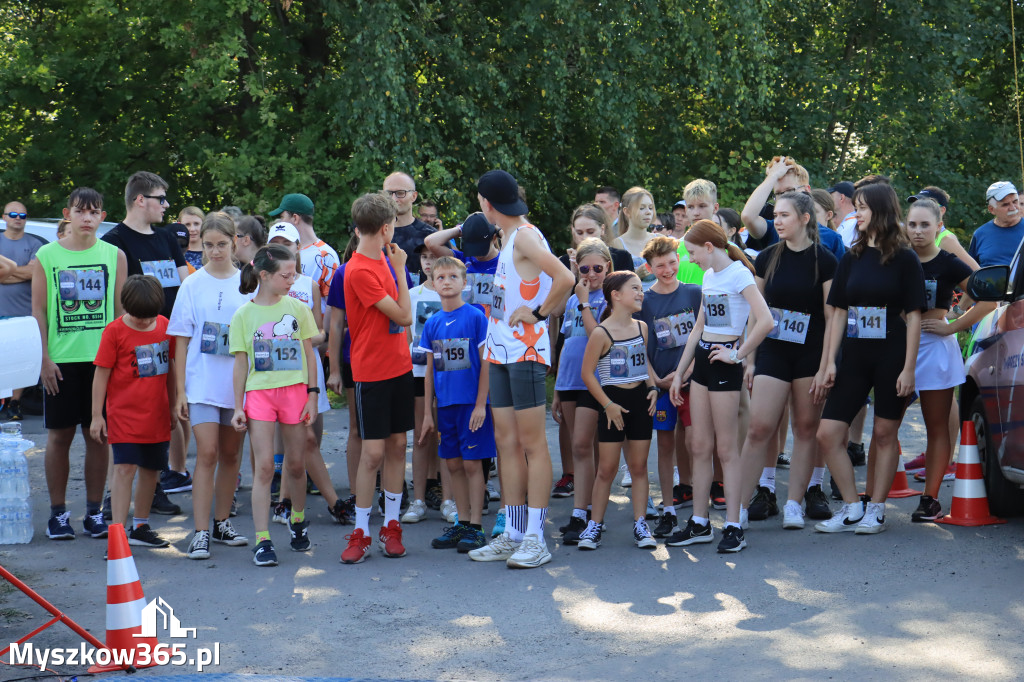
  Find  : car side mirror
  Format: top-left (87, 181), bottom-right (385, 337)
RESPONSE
top-left (966, 265), bottom-right (1011, 302)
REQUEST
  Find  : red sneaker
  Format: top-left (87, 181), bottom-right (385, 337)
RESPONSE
top-left (378, 520), bottom-right (407, 558)
top-left (340, 529), bottom-right (372, 564)
top-left (904, 453), bottom-right (927, 472)
top-left (913, 464), bottom-right (956, 483)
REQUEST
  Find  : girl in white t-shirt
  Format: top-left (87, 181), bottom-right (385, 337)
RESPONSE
top-left (668, 220), bottom-right (773, 554)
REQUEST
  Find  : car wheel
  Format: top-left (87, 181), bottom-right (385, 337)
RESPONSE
top-left (970, 396), bottom-right (1024, 517)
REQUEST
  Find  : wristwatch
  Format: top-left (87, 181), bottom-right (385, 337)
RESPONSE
top-left (577, 303), bottom-right (591, 312)
top-left (307, 387), bottom-right (321, 394)
top-left (532, 306), bottom-right (547, 321)
top-left (729, 349), bottom-right (740, 364)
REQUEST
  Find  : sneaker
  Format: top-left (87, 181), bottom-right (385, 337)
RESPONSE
top-left (441, 499), bottom-right (458, 524)
top-left (847, 441), bottom-right (866, 467)
top-left (46, 512), bottom-right (75, 540)
top-left (328, 498), bottom-right (353, 524)
top-left (653, 512), bottom-right (678, 538)
top-left (270, 470), bottom-right (281, 503)
top-left (710, 481), bottom-right (726, 510)
top-left (82, 512), bottom-right (108, 538)
top-left (457, 528), bottom-right (487, 553)
top-left (432, 524), bottom-right (466, 549)
top-left (551, 474), bottom-right (575, 498)
top-left (152, 484), bottom-right (181, 515)
top-left (230, 495), bottom-right (240, 518)
top-left (213, 519), bottom-right (248, 546)
top-left (855, 502), bottom-right (886, 534)
top-left (645, 497), bottom-right (659, 520)
top-left (673, 483), bottom-right (694, 508)
top-left (673, 466), bottom-right (680, 486)
top-left (804, 485), bottom-right (833, 520)
top-left (491, 508), bottom-right (506, 538)
top-left (914, 463), bottom-right (956, 482)
top-left (507, 533), bottom-right (552, 568)
top-left (340, 529), bottom-right (372, 564)
top-left (160, 469), bottom-right (193, 493)
top-left (289, 517), bottom-right (311, 551)
top-left (782, 501), bottom-right (805, 529)
top-left (666, 518), bottom-right (714, 546)
top-left (634, 518), bottom-right (657, 549)
top-left (561, 515), bottom-right (588, 545)
top-left (904, 453), bottom-right (927, 472)
top-left (187, 530), bottom-right (211, 559)
top-left (577, 520), bottom-right (602, 550)
top-left (252, 539), bottom-right (278, 566)
top-left (424, 479), bottom-right (443, 510)
top-left (1, 399), bottom-right (22, 421)
top-left (747, 486), bottom-right (778, 520)
top-left (128, 524), bottom-right (170, 548)
top-left (400, 480), bottom-right (410, 514)
top-left (717, 525), bottom-right (746, 553)
top-left (776, 452), bottom-right (791, 468)
top-left (912, 495), bottom-right (943, 522)
top-left (306, 474), bottom-right (320, 495)
top-left (401, 499), bottom-right (427, 523)
top-left (101, 495), bottom-right (112, 521)
top-left (618, 464), bottom-right (632, 488)
top-left (273, 499), bottom-right (291, 525)
top-left (378, 520), bottom-right (406, 557)
top-left (469, 532), bottom-right (520, 562)
top-left (814, 502), bottom-right (865, 533)
top-left (486, 482), bottom-right (500, 501)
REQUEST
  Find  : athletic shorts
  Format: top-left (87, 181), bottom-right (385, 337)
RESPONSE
top-left (822, 338), bottom-right (907, 423)
top-left (437, 404), bottom-right (497, 461)
top-left (43, 361), bottom-right (97, 430)
top-left (356, 371), bottom-right (415, 440)
top-left (753, 338), bottom-right (821, 383)
top-left (557, 389), bottom-right (600, 411)
top-left (341, 362), bottom-right (355, 390)
top-left (691, 338), bottom-right (743, 392)
top-left (675, 389), bottom-right (692, 428)
top-left (414, 376), bottom-right (425, 398)
top-left (489, 361), bottom-right (546, 410)
top-left (188, 403), bottom-right (234, 427)
top-left (597, 384), bottom-right (654, 443)
top-left (653, 391), bottom-right (677, 431)
top-left (245, 384), bottom-right (309, 425)
top-left (112, 441), bottom-right (169, 471)
top-left (915, 331), bottom-right (966, 391)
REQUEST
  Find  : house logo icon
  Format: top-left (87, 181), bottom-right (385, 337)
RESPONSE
top-left (134, 597), bottom-right (197, 639)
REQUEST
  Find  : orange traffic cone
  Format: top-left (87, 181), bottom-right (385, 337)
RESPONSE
top-left (87, 523), bottom-right (161, 673)
top-left (937, 422), bottom-right (1006, 527)
top-left (888, 457), bottom-right (922, 498)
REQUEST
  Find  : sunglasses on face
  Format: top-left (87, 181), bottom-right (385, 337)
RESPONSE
top-left (7, 212), bottom-right (27, 219)
top-left (579, 264), bottom-right (605, 274)
top-left (650, 223), bottom-right (670, 231)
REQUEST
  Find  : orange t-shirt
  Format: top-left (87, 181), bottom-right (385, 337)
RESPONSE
top-left (344, 252), bottom-right (412, 382)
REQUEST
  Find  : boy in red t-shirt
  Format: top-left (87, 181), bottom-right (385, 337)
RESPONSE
top-left (90, 275), bottom-right (177, 548)
top-left (340, 192), bottom-right (414, 564)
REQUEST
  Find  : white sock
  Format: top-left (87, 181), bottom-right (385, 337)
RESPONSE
top-left (572, 508), bottom-right (587, 520)
top-left (355, 506), bottom-right (371, 535)
top-left (383, 489), bottom-right (401, 525)
top-left (808, 467), bottom-right (825, 488)
top-left (525, 506), bottom-right (547, 538)
top-left (692, 515), bottom-right (709, 526)
top-left (759, 467), bottom-right (776, 492)
top-left (664, 505), bottom-right (675, 516)
top-left (724, 521), bottom-right (740, 529)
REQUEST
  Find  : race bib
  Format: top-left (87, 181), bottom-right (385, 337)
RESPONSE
top-left (200, 321), bottom-right (231, 356)
top-left (703, 293), bottom-right (731, 328)
top-left (57, 269), bottom-right (105, 301)
top-left (253, 338), bottom-right (302, 371)
top-left (924, 279), bottom-right (937, 310)
top-left (491, 285), bottom-right (506, 321)
top-left (654, 311), bottom-right (695, 350)
top-left (433, 338), bottom-right (472, 372)
top-left (608, 342), bottom-right (647, 380)
top-left (463, 273), bottom-right (494, 306)
top-left (766, 307), bottom-right (810, 344)
top-left (135, 340), bottom-right (170, 378)
top-left (847, 306), bottom-right (886, 339)
top-left (567, 307), bottom-right (589, 338)
top-left (141, 260), bottom-right (181, 288)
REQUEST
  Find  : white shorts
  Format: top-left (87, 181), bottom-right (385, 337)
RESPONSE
top-left (915, 331), bottom-right (965, 391)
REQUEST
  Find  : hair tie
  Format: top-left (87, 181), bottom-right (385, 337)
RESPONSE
top-left (249, 260), bottom-right (254, 266)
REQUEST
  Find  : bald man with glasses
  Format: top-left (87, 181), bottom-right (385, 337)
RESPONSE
top-left (382, 172), bottom-right (437, 281)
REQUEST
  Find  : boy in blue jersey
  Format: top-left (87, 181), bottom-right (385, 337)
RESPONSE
top-left (418, 256), bottom-right (494, 553)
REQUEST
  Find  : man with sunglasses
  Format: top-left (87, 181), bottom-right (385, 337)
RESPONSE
top-left (1, 200), bottom-right (46, 421)
top-left (382, 172), bottom-right (437, 281)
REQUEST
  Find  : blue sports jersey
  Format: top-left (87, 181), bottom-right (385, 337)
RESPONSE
top-left (555, 289), bottom-right (607, 391)
top-left (419, 302), bottom-right (489, 407)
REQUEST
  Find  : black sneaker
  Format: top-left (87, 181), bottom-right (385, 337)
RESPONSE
top-left (253, 540), bottom-right (278, 566)
top-left (289, 518), bottom-right (311, 551)
top-left (551, 474), bottom-right (575, 498)
top-left (577, 520), bottom-right (602, 550)
top-left (673, 483), bottom-right (694, 508)
top-left (128, 524), bottom-right (170, 548)
top-left (666, 518), bottom-right (714, 546)
top-left (328, 498), bottom-right (353, 524)
top-left (847, 441), bottom-right (866, 466)
top-left (653, 512), bottom-right (678, 538)
top-left (431, 524), bottom-right (466, 549)
top-left (804, 485), bottom-right (833, 520)
top-left (776, 452), bottom-right (791, 468)
top-left (306, 474), bottom-right (320, 495)
top-left (911, 495), bottom-right (942, 522)
top-left (717, 525), bottom-right (747, 553)
top-left (160, 469), bottom-right (193, 493)
top-left (1, 399), bottom-right (22, 421)
top-left (101, 494), bottom-right (113, 521)
top-left (46, 511), bottom-right (75, 540)
top-left (748, 486), bottom-right (778, 520)
top-left (559, 510), bottom-right (590, 533)
top-left (424, 479), bottom-right (443, 510)
top-left (270, 470), bottom-right (282, 503)
top-left (82, 511), bottom-right (108, 538)
top-left (561, 515), bottom-right (588, 545)
top-left (187, 530), bottom-right (211, 560)
top-left (152, 484), bottom-right (181, 515)
top-left (710, 481), bottom-right (726, 510)
top-left (212, 519), bottom-right (248, 546)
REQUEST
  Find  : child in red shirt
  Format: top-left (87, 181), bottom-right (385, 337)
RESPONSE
top-left (91, 275), bottom-right (176, 548)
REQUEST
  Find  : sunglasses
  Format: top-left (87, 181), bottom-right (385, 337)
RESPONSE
top-left (142, 194), bottom-right (169, 205)
top-left (579, 264), bottom-right (605, 275)
top-left (7, 212), bottom-right (27, 219)
top-left (649, 223), bottom-right (670, 231)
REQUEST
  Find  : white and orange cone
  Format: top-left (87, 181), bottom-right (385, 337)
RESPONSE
top-left (888, 457), bottom-right (922, 499)
top-left (936, 422), bottom-right (1006, 527)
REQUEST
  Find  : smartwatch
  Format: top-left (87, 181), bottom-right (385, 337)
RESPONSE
top-left (307, 387), bottom-right (321, 394)
top-left (532, 306), bottom-right (547, 321)
top-left (729, 349), bottom-right (740, 364)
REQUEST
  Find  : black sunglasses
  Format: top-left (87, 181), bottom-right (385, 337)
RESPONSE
top-left (649, 223), bottom-right (670, 231)
top-left (579, 264), bottom-right (605, 274)
top-left (142, 194), bottom-right (169, 205)
top-left (7, 212), bottom-right (27, 219)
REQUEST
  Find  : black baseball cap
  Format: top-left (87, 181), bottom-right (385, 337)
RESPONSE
top-left (460, 212), bottom-right (498, 258)
top-left (827, 181), bottom-right (855, 199)
top-left (907, 188), bottom-right (949, 209)
top-left (477, 170), bottom-right (528, 216)
top-left (168, 222), bottom-right (189, 249)
top-left (673, 199), bottom-right (687, 209)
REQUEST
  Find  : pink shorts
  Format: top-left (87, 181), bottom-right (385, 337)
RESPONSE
top-left (244, 384), bottom-right (308, 425)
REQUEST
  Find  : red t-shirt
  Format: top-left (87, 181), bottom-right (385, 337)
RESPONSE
top-left (344, 251), bottom-right (412, 382)
top-left (93, 316), bottom-right (174, 444)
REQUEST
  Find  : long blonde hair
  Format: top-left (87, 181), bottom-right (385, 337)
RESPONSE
top-left (618, 186), bottom-right (655, 235)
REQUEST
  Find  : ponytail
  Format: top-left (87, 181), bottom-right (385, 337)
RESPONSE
top-left (239, 243), bottom-right (294, 295)
top-left (685, 219), bottom-right (755, 274)
top-left (599, 271), bottom-right (639, 322)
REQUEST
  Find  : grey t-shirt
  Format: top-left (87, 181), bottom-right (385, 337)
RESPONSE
top-left (0, 230), bottom-right (45, 317)
top-left (637, 281), bottom-right (703, 379)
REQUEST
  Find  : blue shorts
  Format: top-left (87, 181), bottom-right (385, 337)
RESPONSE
top-left (653, 392), bottom-right (677, 431)
top-left (437, 404), bottom-right (496, 461)
top-left (112, 442), bottom-right (169, 471)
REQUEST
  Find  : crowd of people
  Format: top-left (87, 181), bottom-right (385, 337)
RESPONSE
top-left (0, 157), bottom-right (1020, 566)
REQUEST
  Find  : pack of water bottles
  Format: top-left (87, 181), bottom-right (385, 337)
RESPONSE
top-left (0, 422), bottom-right (33, 544)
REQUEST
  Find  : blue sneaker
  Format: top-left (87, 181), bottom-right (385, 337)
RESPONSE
top-left (432, 525), bottom-right (466, 549)
top-left (46, 511), bottom-right (75, 540)
top-left (82, 511), bottom-right (108, 538)
top-left (491, 508), bottom-right (506, 538)
top-left (457, 528), bottom-right (486, 553)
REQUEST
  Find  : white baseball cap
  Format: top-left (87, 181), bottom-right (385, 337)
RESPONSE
top-left (267, 221), bottom-right (301, 244)
top-left (986, 181), bottom-right (1018, 202)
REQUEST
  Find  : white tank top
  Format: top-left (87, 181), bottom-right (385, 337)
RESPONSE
top-left (485, 224), bottom-right (553, 365)
top-left (287, 274), bottom-right (314, 309)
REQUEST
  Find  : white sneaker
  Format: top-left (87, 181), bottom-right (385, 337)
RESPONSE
top-left (673, 466), bottom-right (680, 487)
top-left (855, 502), bottom-right (887, 534)
top-left (469, 532), bottom-right (520, 562)
top-left (619, 464), bottom-right (632, 488)
top-left (814, 502), bottom-right (864, 533)
top-left (441, 499), bottom-right (458, 523)
top-left (782, 501), bottom-right (805, 530)
top-left (401, 499), bottom-right (426, 524)
top-left (507, 533), bottom-right (552, 568)
top-left (739, 507), bottom-right (749, 530)
top-left (272, 508), bottom-right (289, 525)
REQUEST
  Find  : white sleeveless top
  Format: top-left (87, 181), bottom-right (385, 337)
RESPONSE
top-left (287, 274), bottom-right (328, 413)
top-left (485, 224), bottom-right (553, 365)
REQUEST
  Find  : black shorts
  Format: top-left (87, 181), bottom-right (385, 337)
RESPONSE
top-left (112, 442), bottom-right (169, 471)
top-left (753, 338), bottom-right (821, 383)
top-left (43, 362), bottom-right (98, 430)
top-left (691, 339), bottom-right (743, 392)
top-left (597, 384), bottom-right (654, 443)
top-left (341, 362), bottom-right (355, 391)
top-left (355, 372), bottom-right (415, 440)
top-left (556, 389), bottom-right (600, 411)
top-left (489, 362), bottom-right (546, 410)
top-left (414, 376), bottom-right (425, 398)
top-left (822, 338), bottom-right (907, 423)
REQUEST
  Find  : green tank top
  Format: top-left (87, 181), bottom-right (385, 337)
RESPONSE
top-left (675, 242), bottom-right (706, 284)
top-left (935, 229), bottom-right (948, 249)
top-left (36, 239), bottom-right (120, 362)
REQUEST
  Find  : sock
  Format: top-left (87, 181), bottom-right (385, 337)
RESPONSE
top-left (459, 519), bottom-right (471, 527)
top-left (572, 508), bottom-right (587, 521)
top-left (470, 523), bottom-right (482, 530)
top-left (383, 489), bottom-right (401, 524)
top-left (525, 506), bottom-right (547, 538)
top-left (355, 505), bottom-right (371, 535)
top-left (724, 521), bottom-right (740, 529)
top-left (50, 504), bottom-right (67, 516)
top-left (664, 505), bottom-right (675, 516)
top-left (809, 467), bottom-right (825, 488)
top-left (86, 500), bottom-right (101, 516)
top-left (273, 454), bottom-right (284, 472)
top-left (586, 504), bottom-right (592, 511)
top-left (507, 504), bottom-right (527, 541)
top-left (290, 509), bottom-right (305, 524)
top-left (759, 467), bottom-right (776, 492)
top-left (133, 517), bottom-right (148, 529)
top-left (692, 515), bottom-right (709, 526)
top-left (256, 531), bottom-right (271, 544)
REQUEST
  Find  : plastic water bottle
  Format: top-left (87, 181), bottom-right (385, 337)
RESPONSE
top-left (0, 501), bottom-right (11, 545)
top-left (0, 422), bottom-right (33, 544)
top-left (13, 498), bottom-right (32, 543)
